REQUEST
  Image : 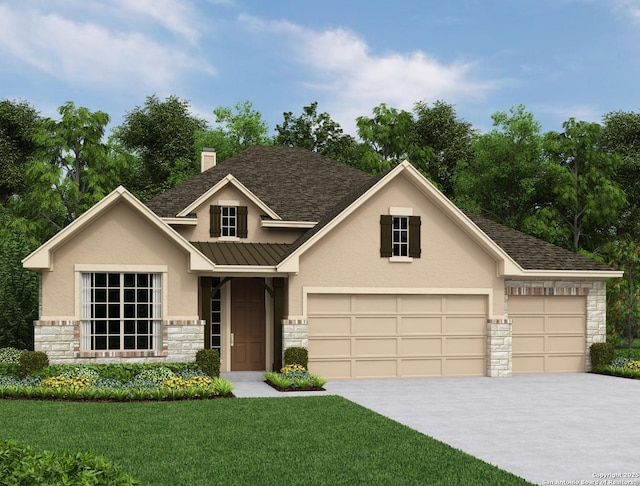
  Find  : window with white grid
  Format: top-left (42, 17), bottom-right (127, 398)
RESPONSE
top-left (210, 278), bottom-right (222, 356)
top-left (81, 272), bottom-right (161, 351)
top-left (392, 216), bottom-right (409, 257)
top-left (221, 206), bottom-right (237, 237)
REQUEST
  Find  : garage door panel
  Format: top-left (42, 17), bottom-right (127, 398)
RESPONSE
top-left (355, 360), bottom-right (397, 378)
top-left (308, 317), bottom-right (351, 335)
top-left (355, 338), bottom-right (397, 356)
top-left (308, 338), bottom-right (351, 357)
top-left (354, 317), bottom-right (397, 334)
top-left (513, 355), bottom-right (545, 373)
top-left (547, 355), bottom-right (585, 372)
top-left (445, 295), bottom-right (487, 313)
top-left (400, 317), bottom-right (443, 334)
top-left (400, 338), bottom-right (442, 355)
top-left (308, 293), bottom-right (488, 379)
top-left (445, 358), bottom-right (485, 376)
top-left (308, 294), bottom-right (351, 314)
top-left (445, 316), bottom-right (486, 334)
top-left (399, 295), bottom-right (443, 313)
top-left (513, 336), bottom-right (545, 353)
top-left (547, 335), bottom-right (584, 353)
top-left (547, 316), bottom-right (584, 333)
top-left (509, 296), bottom-right (545, 313)
top-left (353, 294), bottom-right (396, 313)
top-left (445, 337), bottom-right (485, 355)
top-left (547, 297), bottom-right (584, 314)
top-left (401, 359), bottom-right (442, 376)
top-left (512, 316), bottom-right (545, 334)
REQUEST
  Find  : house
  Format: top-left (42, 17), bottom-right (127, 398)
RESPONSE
top-left (22, 146), bottom-right (621, 378)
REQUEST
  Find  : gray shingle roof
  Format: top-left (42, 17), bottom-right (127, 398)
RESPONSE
top-left (464, 212), bottom-right (616, 272)
top-left (146, 146), bottom-right (375, 221)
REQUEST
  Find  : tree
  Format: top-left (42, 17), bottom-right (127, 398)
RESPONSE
top-left (410, 100), bottom-right (474, 198)
top-left (0, 99), bottom-right (41, 203)
top-left (13, 102), bottom-right (122, 243)
top-left (602, 110), bottom-right (640, 238)
top-left (0, 225), bottom-right (39, 349)
top-left (356, 103), bottom-right (415, 172)
top-left (454, 105), bottom-right (556, 236)
top-left (197, 100), bottom-right (271, 163)
top-left (545, 118), bottom-right (626, 251)
top-left (116, 95), bottom-right (208, 199)
top-left (273, 101), bottom-right (360, 164)
top-left (604, 238), bottom-right (640, 348)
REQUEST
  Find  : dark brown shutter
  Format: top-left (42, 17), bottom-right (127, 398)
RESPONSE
top-left (409, 216), bottom-right (421, 258)
top-left (238, 206), bottom-right (248, 238)
top-left (380, 215), bottom-right (393, 257)
top-left (210, 205), bottom-right (221, 237)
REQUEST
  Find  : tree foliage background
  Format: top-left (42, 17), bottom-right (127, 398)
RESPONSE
top-left (1, 95), bottom-right (640, 348)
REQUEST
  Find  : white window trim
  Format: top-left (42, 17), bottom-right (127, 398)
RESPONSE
top-left (218, 199), bottom-right (240, 241)
top-left (388, 206), bottom-right (414, 261)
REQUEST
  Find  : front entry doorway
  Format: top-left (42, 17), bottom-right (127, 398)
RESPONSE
top-left (231, 278), bottom-right (266, 371)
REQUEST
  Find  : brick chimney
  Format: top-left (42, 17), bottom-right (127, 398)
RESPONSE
top-left (201, 148), bottom-right (216, 172)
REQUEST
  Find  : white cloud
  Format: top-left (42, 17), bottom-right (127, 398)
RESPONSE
top-left (0, 4), bottom-right (215, 95)
top-left (240, 15), bottom-right (499, 134)
top-left (533, 102), bottom-right (601, 128)
top-left (613, 0), bottom-right (640, 22)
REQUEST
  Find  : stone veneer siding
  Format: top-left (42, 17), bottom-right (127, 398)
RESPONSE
top-left (282, 319), bottom-right (308, 353)
top-left (487, 319), bottom-right (512, 377)
top-left (33, 319), bottom-right (205, 364)
top-left (505, 280), bottom-right (607, 371)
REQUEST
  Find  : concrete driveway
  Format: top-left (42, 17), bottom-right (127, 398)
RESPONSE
top-left (324, 373), bottom-right (640, 485)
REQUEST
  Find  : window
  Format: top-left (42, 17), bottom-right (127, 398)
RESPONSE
top-left (392, 216), bottom-right (409, 257)
top-left (221, 206), bottom-right (237, 237)
top-left (380, 214), bottom-right (421, 259)
top-left (81, 272), bottom-right (162, 351)
top-left (210, 278), bottom-right (222, 356)
top-left (210, 205), bottom-right (248, 238)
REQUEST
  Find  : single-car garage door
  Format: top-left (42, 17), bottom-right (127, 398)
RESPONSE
top-left (510, 295), bottom-right (586, 373)
top-left (307, 293), bottom-right (487, 379)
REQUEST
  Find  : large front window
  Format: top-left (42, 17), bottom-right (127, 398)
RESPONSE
top-left (81, 272), bottom-right (161, 351)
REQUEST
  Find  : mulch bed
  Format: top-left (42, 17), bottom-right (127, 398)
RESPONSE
top-left (264, 381), bottom-right (325, 392)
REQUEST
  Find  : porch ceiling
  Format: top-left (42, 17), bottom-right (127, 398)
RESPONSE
top-left (191, 242), bottom-right (290, 266)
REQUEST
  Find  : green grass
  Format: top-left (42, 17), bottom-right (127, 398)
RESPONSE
top-left (0, 396), bottom-right (532, 485)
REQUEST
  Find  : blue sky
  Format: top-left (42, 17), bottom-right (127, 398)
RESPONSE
top-left (1, 0), bottom-right (639, 136)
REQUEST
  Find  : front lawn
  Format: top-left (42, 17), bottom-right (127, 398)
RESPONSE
top-left (0, 396), bottom-right (532, 485)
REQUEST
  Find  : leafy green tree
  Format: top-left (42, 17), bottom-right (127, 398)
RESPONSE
top-left (356, 103), bottom-right (415, 172)
top-left (602, 110), bottom-right (640, 238)
top-left (197, 100), bottom-right (271, 163)
top-left (545, 118), bottom-right (626, 251)
top-left (454, 105), bottom-right (556, 236)
top-left (12, 102), bottom-right (121, 243)
top-left (410, 100), bottom-right (475, 198)
top-left (0, 226), bottom-right (38, 349)
top-left (116, 95), bottom-right (208, 199)
top-left (0, 99), bottom-right (41, 203)
top-left (604, 238), bottom-right (640, 347)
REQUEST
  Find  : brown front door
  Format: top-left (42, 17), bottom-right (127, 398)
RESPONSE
top-left (231, 278), bottom-right (266, 371)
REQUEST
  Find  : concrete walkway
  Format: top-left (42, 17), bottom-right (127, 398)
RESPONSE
top-left (226, 372), bottom-right (640, 485)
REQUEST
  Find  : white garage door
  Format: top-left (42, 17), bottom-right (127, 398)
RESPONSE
top-left (307, 293), bottom-right (487, 379)
top-left (510, 295), bottom-right (586, 373)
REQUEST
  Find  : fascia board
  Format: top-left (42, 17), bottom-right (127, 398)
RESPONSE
top-left (504, 269), bottom-right (623, 279)
top-left (261, 220), bottom-right (317, 229)
top-left (162, 217), bottom-right (198, 226)
top-left (176, 174), bottom-right (280, 220)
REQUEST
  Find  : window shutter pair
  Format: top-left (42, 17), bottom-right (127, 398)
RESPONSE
top-left (209, 205), bottom-right (248, 238)
top-left (379, 214), bottom-right (421, 258)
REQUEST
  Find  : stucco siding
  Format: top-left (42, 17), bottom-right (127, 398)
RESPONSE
top-left (287, 173), bottom-right (504, 317)
top-left (40, 200), bottom-right (198, 320)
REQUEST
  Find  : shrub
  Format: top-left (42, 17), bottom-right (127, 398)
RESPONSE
top-left (60, 366), bottom-right (100, 381)
top-left (0, 347), bottom-right (24, 364)
top-left (284, 347), bottom-right (308, 368)
top-left (590, 342), bottom-right (615, 368)
top-left (33, 362), bottom-right (199, 382)
top-left (0, 438), bottom-right (139, 485)
top-left (614, 348), bottom-right (640, 361)
top-left (133, 367), bottom-right (175, 385)
top-left (196, 349), bottom-right (220, 377)
top-left (611, 356), bottom-right (632, 368)
top-left (18, 351), bottom-right (49, 378)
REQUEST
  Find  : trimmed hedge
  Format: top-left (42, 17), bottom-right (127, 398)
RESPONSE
top-left (590, 342), bottom-right (615, 368)
top-left (0, 439), bottom-right (139, 485)
top-left (19, 351), bottom-right (49, 378)
top-left (284, 347), bottom-right (308, 368)
top-left (196, 349), bottom-right (220, 377)
top-left (32, 362), bottom-right (199, 382)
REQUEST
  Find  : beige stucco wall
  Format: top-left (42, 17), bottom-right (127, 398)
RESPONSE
top-left (40, 200), bottom-right (199, 320)
top-left (172, 185), bottom-right (306, 244)
top-left (287, 173), bottom-right (504, 317)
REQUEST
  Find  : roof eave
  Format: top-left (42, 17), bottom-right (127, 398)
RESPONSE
top-left (503, 269), bottom-right (623, 279)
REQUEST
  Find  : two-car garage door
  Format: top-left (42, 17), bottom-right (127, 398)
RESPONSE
top-left (307, 293), bottom-right (487, 379)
